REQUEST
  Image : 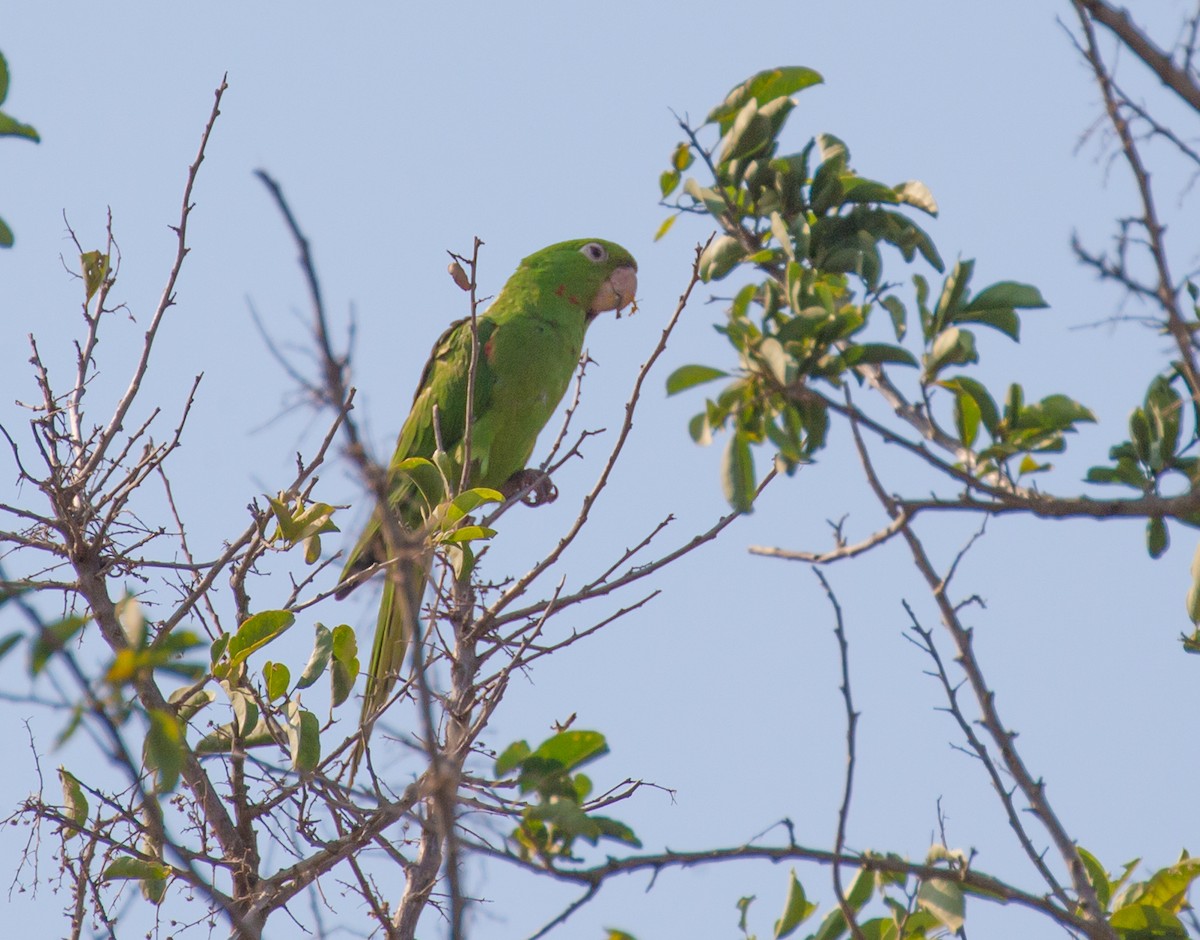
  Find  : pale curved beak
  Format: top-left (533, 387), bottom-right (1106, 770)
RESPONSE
top-left (590, 265), bottom-right (638, 316)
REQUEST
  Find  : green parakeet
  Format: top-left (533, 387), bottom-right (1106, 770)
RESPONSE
top-left (337, 238), bottom-right (637, 770)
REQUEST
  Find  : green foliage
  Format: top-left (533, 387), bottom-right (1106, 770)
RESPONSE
top-left (729, 853), bottom-right (982, 940)
top-left (1087, 373), bottom-right (1200, 562)
top-left (495, 730), bottom-right (640, 862)
top-left (1077, 847), bottom-right (1200, 939)
top-left (266, 494), bottom-right (339, 564)
top-left (0, 50), bottom-right (40, 247)
top-left (661, 66), bottom-right (1089, 509)
top-left (197, 615), bottom-right (357, 757)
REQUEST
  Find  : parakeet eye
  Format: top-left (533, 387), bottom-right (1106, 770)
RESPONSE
top-left (580, 242), bottom-right (608, 263)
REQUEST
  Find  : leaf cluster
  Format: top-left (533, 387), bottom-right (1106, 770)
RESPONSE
top-left (659, 67), bottom-right (1090, 511)
top-left (494, 730), bottom-right (641, 863)
top-left (0, 50), bottom-right (40, 247)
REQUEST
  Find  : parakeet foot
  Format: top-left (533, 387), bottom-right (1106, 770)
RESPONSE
top-left (501, 468), bottom-right (558, 507)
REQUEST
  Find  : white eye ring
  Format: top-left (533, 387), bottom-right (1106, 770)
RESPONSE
top-left (580, 242), bottom-right (608, 263)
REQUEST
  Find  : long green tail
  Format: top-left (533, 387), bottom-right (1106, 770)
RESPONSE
top-left (348, 552), bottom-right (426, 781)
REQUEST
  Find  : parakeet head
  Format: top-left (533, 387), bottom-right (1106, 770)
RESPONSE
top-left (519, 238), bottom-right (638, 323)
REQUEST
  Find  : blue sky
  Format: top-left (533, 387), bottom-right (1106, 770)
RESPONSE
top-left (2, 3), bottom-right (1197, 937)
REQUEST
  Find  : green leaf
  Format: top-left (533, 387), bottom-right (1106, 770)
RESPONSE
top-left (1187, 541), bottom-right (1200, 622)
top-left (1147, 517), bottom-right (1169, 559)
top-left (230, 690), bottom-right (258, 737)
top-left (288, 704), bottom-right (321, 773)
top-left (592, 815), bottom-right (643, 848)
top-left (659, 169), bottom-right (680, 198)
top-left (667, 364), bottom-right (729, 397)
top-left (707, 66), bottom-right (823, 131)
top-left (144, 709), bottom-right (184, 793)
top-left (0, 215), bottom-right (12, 248)
top-left (770, 211), bottom-right (795, 261)
top-left (699, 235), bottom-right (747, 282)
top-left (331, 623), bottom-right (358, 665)
top-left (842, 343), bottom-right (919, 369)
top-left (264, 661), bottom-right (290, 700)
top-left (80, 250), bottom-right (109, 302)
top-left (881, 295), bottom-right (906, 341)
top-left (451, 487), bottom-right (503, 514)
top-left (0, 52), bottom-right (8, 105)
top-left (840, 176), bottom-right (900, 205)
top-left (1017, 454), bottom-right (1049, 475)
top-left (720, 99), bottom-right (772, 163)
top-left (1119, 856), bottom-right (1200, 913)
top-left (169, 685), bottom-right (215, 723)
top-left (103, 857), bottom-right (171, 882)
top-left (653, 214), bottom-right (678, 242)
top-left (296, 623), bottom-right (333, 689)
top-left (954, 385), bottom-right (982, 448)
top-left (672, 141), bottom-right (693, 171)
top-left (531, 795), bottom-right (598, 838)
top-left (811, 867), bottom-right (874, 940)
top-left (330, 624), bottom-right (359, 707)
top-left (1109, 904), bottom-right (1187, 938)
top-left (689, 411), bottom-right (713, 446)
top-left (441, 524), bottom-right (497, 544)
top-left (605, 931), bottom-right (638, 940)
top-left (0, 111), bottom-right (40, 143)
top-left (774, 869), bottom-right (817, 938)
top-left (30, 614), bottom-right (89, 676)
top-left (1029, 394), bottom-right (1096, 430)
top-left (227, 610), bottom-right (295, 667)
top-left (722, 430), bottom-right (757, 513)
top-left (58, 768), bottom-right (89, 835)
top-left (953, 305), bottom-right (1020, 340)
top-left (529, 730), bottom-right (609, 774)
top-left (940, 376), bottom-right (1001, 437)
top-left (917, 878), bottom-right (965, 932)
top-left (932, 259), bottom-right (974, 334)
top-left (495, 740), bottom-right (532, 776)
top-left (964, 281), bottom-right (1047, 312)
top-left (924, 327), bottom-right (978, 381)
top-left (893, 179), bottom-right (938, 215)
top-left (0, 631), bottom-right (21, 663)
top-left (141, 869), bottom-right (168, 905)
top-left (684, 177), bottom-right (728, 218)
top-left (1078, 847), bottom-right (1113, 910)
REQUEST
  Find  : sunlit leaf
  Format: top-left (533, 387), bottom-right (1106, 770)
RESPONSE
top-left (103, 857), bottom-right (171, 882)
top-left (288, 704), bottom-right (320, 773)
top-left (917, 878), bottom-right (965, 932)
top-left (80, 250), bottom-right (109, 302)
top-left (722, 430), bottom-right (756, 513)
top-left (58, 768), bottom-right (88, 835)
top-left (264, 661), bottom-right (290, 700)
top-left (774, 869), bottom-right (817, 938)
top-left (698, 235), bottom-right (747, 282)
top-left (227, 610), bottom-right (295, 667)
top-left (707, 66), bottom-right (823, 130)
top-left (893, 179), bottom-right (938, 215)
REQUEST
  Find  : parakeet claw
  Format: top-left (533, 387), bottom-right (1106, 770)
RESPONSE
top-left (501, 468), bottom-right (558, 507)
